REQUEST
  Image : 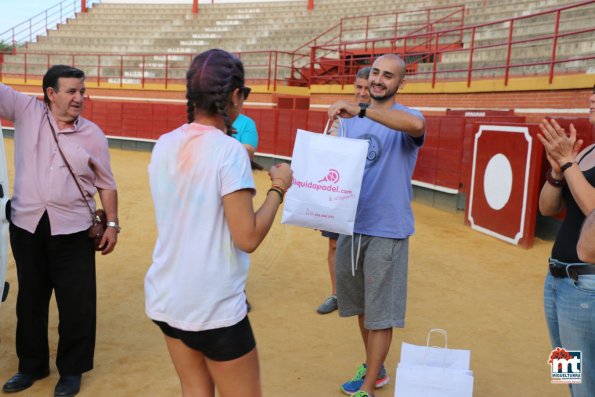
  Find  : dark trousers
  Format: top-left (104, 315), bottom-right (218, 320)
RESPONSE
top-left (9, 211), bottom-right (96, 376)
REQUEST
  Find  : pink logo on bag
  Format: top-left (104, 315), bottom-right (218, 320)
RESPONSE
top-left (293, 168), bottom-right (354, 203)
top-left (292, 177), bottom-right (352, 195)
top-left (318, 169), bottom-right (340, 184)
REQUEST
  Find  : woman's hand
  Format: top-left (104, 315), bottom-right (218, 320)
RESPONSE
top-left (537, 118), bottom-right (583, 173)
top-left (269, 163), bottom-right (293, 191)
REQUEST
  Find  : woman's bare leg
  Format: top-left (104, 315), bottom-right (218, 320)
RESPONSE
top-left (164, 335), bottom-right (215, 397)
top-left (206, 347), bottom-right (262, 397)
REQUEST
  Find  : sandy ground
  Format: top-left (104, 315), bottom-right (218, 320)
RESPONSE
top-left (0, 140), bottom-right (568, 397)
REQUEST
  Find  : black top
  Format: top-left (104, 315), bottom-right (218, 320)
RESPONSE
top-left (551, 147), bottom-right (595, 263)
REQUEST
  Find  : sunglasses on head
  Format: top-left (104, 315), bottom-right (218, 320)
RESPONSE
top-left (239, 86), bottom-right (251, 100)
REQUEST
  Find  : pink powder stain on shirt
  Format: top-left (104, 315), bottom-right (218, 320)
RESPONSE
top-left (177, 123), bottom-right (218, 174)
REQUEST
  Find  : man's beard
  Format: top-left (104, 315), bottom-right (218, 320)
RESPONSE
top-left (370, 84), bottom-right (397, 102)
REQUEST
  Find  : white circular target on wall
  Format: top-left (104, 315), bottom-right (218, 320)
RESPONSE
top-left (483, 153), bottom-right (513, 210)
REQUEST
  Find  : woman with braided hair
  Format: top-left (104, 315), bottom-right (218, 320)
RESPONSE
top-left (145, 49), bottom-right (292, 397)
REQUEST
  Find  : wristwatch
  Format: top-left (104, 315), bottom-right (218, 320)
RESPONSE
top-left (358, 103), bottom-right (369, 118)
top-left (106, 221), bottom-right (121, 233)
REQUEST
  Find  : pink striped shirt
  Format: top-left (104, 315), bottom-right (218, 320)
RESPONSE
top-left (0, 83), bottom-right (116, 235)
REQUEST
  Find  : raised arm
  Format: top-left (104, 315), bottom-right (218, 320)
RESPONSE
top-left (538, 170), bottom-right (566, 216)
top-left (364, 105), bottom-right (425, 137)
top-left (537, 119), bottom-right (595, 216)
top-left (0, 83), bottom-right (33, 122)
top-left (328, 100), bottom-right (424, 138)
top-left (223, 163), bottom-right (292, 253)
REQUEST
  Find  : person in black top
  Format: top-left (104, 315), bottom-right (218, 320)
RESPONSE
top-left (578, 209), bottom-right (595, 263)
top-left (537, 85), bottom-right (595, 397)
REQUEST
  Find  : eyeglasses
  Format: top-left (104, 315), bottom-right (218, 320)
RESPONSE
top-left (239, 86), bottom-right (251, 100)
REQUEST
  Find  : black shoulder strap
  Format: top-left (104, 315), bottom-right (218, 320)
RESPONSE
top-left (46, 111), bottom-right (94, 222)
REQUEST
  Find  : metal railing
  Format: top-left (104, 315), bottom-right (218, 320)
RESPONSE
top-left (0, 3), bottom-right (464, 88)
top-left (0, 1), bottom-right (593, 89)
top-left (0, 0), bottom-right (101, 53)
top-left (290, 5), bottom-right (465, 83)
top-left (306, 0), bottom-right (595, 87)
top-left (0, 49), bottom-right (301, 91)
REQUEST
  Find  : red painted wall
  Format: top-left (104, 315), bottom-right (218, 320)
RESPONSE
top-left (2, 99), bottom-right (593, 195)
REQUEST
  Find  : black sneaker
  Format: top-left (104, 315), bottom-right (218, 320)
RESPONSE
top-left (1, 282), bottom-right (8, 302)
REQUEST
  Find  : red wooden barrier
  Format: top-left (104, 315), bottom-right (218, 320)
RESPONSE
top-left (460, 116), bottom-right (527, 193)
top-left (465, 123), bottom-right (544, 248)
top-left (2, 102), bottom-right (593, 210)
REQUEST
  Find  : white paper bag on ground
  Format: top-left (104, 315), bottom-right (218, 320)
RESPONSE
top-left (394, 329), bottom-right (474, 397)
top-left (394, 364), bottom-right (474, 397)
top-left (399, 341), bottom-right (470, 370)
top-left (282, 126), bottom-right (368, 235)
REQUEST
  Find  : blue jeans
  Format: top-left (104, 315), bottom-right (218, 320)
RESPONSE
top-left (544, 259), bottom-right (595, 397)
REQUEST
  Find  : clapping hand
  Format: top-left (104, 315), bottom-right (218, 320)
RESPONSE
top-left (537, 118), bottom-right (583, 172)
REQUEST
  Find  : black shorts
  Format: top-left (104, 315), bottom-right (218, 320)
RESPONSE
top-left (153, 316), bottom-right (256, 361)
top-left (321, 230), bottom-right (340, 239)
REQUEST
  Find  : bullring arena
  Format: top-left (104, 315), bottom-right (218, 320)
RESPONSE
top-left (1, 0), bottom-right (594, 396)
top-left (0, 139), bottom-right (571, 396)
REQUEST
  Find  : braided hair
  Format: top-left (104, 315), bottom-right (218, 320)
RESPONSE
top-left (185, 49), bottom-right (245, 135)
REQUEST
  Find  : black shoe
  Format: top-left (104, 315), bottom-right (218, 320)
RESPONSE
top-left (1, 282), bottom-right (8, 302)
top-left (2, 370), bottom-right (50, 393)
top-left (54, 375), bottom-right (81, 397)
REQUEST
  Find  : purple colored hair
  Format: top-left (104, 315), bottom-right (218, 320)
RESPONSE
top-left (185, 49), bottom-right (245, 135)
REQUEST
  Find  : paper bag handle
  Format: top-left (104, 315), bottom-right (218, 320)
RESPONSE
top-left (323, 117), bottom-right (346, 137)
top-left (421, 328), bottom-right (449, 368)
top-left (323, 118), bottom-right (331, 135)
top-left (426, 328), bottom-right (448, 348)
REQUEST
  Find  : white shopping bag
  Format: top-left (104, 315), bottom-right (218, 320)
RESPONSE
top-left (281, 119), bottom-right (368, 235)
top-left (394, 364), bottom-right (474, 397)
top-left (394, 329), bottom-right (474, 397)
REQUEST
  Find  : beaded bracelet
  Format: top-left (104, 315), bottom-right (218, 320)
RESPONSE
top-left (267, 187), bottom-right (284, 203)
top-left (271, 184), bottom-right (287, 193)
top-left (272, 178), bottom-right (287, 190)
top-left (546, 169), bottom-right (565, 188)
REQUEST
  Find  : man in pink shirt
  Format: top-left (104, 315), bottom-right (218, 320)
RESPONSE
top-left (0, 65), bottom-right (119, 397)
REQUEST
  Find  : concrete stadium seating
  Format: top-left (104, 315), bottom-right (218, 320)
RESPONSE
top-left (1, 0), bottom-right (593, 83)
